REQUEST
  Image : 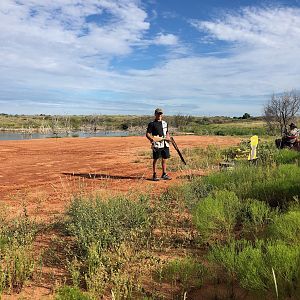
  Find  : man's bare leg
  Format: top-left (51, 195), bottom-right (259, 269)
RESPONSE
top-left (153, 158), bottom-right (158, 175)
top-left (161, 158), bottom-right (171, 180)
top-left (162, 158), bottom-right (167, 174)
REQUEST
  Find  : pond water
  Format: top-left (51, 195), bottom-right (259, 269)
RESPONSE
top-left (0, 131), bottom-right (131, 141)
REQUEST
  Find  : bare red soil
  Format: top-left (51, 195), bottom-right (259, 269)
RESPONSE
top-left (0, 136), bottom-right (239, 220)
top-left (0, 135), bottom-right (242, 299)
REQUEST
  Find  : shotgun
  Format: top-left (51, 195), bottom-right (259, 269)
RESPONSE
top-left (151, 135), bottom-right (187, 165)
top-left (170, 137), bottom-right (187, 165)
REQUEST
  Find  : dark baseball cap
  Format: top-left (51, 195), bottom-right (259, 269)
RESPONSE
top-left (155, 108), bottom-right (163, 114)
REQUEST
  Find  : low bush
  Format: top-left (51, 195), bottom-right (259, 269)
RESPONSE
top-left (83, 243), bottom-right (108, 295)
top-left (193, 190), bottom-right (240, 244)
top-left (66, 196), bottom-right (151, 253)
top-left (274, 148), bottom-right (300, 165)
top-left (240, 199), bottom-right (275, 231)
top-left (198, 164), bottom-right (300, 207)
top-left (157, 257), bottom-right (206, 291)
top-left (168, 145), bottom-right (223, 173)
top-left (209, 239), bottom-right (300, 297)
top-left (0, 210), bottom-right (37, 293)
top-left (268, 210), bottom-right (300, 244)
top-left (266, 240), bottom-right (300, 298)
top-left (234, 241), bottom-right (269, 291)
top-left (55, 286), bottom-right (92, 300)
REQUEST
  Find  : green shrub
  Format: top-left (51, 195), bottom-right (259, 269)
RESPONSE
top-left (266, 241), bottom-right (300, 298)
top-left (186, 177), bottom-right (213, 204)
top-left (0, 243), bottom-right (35, 293)
top-left (157, 257), bottom-right (206, 290)
top-left (274, 149), bottom-right (300, 165)
top-left (0, 211), bottom-right (37, 293)
top-left (67, 196), bottom-right (151, 252)
top-left (235, 241), bottom-right (268, 291)
top-left (240, 199), bottom-right (274, 229)
top-left (208, 240), bottom-right (238, 277)
top-left (111, 272), bottom-right (138, 300)
top-left (198, 164), bottom-right (300, 207)
top-left (55, 286), bottom-right (92, 300)
top-left (268, 210), bottom-right (300, 244)
top-left (209, 239), bottom-right (300, 297)
top-left (84, 243), bottom-right (108, 295)
top-left (257, 141), bottom-right (277, 166)
top-left (193, 191), bottom-right (240, 244)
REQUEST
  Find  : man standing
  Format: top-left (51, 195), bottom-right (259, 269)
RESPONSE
top-left (146, 108), bottom-right (171, 181)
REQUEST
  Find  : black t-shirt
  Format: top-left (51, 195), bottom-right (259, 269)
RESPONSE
top-left (146, 120), bottom-right (167, 137)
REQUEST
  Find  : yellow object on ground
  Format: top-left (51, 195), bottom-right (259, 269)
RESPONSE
top-left (248, 135), bottom-right (258, 160)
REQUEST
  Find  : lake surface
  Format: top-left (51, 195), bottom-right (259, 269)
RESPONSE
top-left (0, 131), bottom-right (131, 141)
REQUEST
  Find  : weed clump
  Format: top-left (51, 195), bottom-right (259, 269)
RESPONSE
top-left (274, 148), bottom-right (300, 165)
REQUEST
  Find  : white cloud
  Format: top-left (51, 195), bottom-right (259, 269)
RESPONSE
top-left (191, 6), bottom-right (300, 48)
top-left (0, 0), bottom-right (149, 71)
top-left (1, 3), bottom-right (300, 115)
top-left (153, 33), bottom-right (178, 46)
top-left (122, 6), bottom-right (300, 114)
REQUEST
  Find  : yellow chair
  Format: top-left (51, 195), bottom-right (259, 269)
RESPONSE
top-left (248, 135), bottom-right (258, 161)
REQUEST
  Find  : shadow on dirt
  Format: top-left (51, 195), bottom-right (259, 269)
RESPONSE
top-left (62, 172), bottom-right (147, 180)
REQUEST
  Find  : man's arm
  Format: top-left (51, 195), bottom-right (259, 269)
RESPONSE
top-left (146, 132), bottom-right (154, 143)
top-left (146, 122), bottom-right (154, 143)
top-left (166, 124), bottom-right (170, 141)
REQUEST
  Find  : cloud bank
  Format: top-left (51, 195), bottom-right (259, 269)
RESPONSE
top-left (1, 2), bottom-right (300, 115)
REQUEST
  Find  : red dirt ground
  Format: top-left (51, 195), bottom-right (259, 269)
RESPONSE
top-left (0, 136), bottom-right (242, 299)
top-left (0, 136), bottom-right (239, 220)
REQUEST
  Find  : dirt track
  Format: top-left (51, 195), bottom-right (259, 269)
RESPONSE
top-left (0, 136), bottom-right (239, 219)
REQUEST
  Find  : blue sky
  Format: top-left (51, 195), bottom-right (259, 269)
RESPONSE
top-left (1, 0), bottom-right (300, 116)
